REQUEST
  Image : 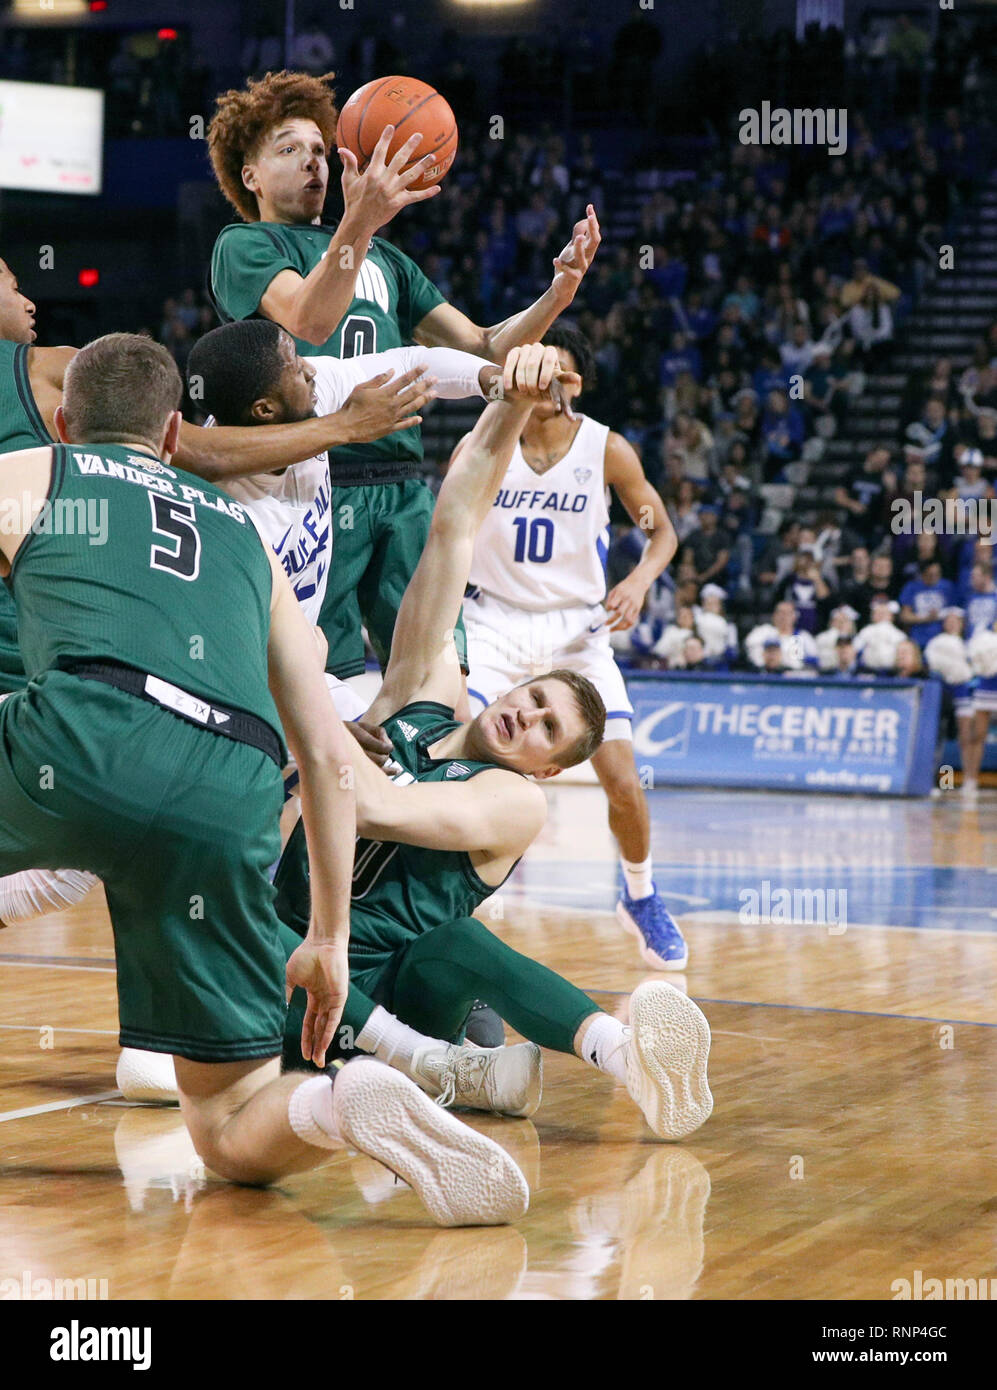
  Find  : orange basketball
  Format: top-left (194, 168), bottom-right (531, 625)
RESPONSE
top-left (336, 76), bottom-right (458, 191)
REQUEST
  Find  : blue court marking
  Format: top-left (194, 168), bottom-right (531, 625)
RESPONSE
top-left (503, 860), bottom-right (997, 932)
top-left (580, 989), bottom-right (997, 1030)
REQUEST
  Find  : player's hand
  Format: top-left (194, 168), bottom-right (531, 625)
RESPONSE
top-left (348, 717), bottom-right (394, 768)
top-left (338, 368), bottom-right (436, 442)
top-left (500, 344), bottom-right (581, 414)
top-left (339, 125), bottom-right (442, 229)
top-left (605, 573), bottom-right (648, 631)
top-left (285, 937), bottom-right (350, 1068)
top-left (551, 205), bottom-right (601, 303)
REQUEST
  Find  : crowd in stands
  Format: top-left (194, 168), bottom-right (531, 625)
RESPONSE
top-left (20, 4), bottom-right (990, 706)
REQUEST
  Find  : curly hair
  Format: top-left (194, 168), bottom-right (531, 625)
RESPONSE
top-left (207, 70), bottom-right (340, 222)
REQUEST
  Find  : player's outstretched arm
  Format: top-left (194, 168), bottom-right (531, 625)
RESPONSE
top-left (603, 433), bottom-right (680, 631)
top-left (307, 345), bottom-right (501, 427)
top-left (369, 345), bottom-right (574, 719)
top-left (174, 369), bottom-right (436, 484)
top-left (265, 547), bottom-right (356, 1066)
top-left (412, 206), bottom-right (601, 363)
top-left (349, 743), bottom-right (547, 861)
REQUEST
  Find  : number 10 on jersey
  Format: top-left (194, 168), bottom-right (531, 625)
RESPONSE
top-left (512, 516), bottom-right (554, 564)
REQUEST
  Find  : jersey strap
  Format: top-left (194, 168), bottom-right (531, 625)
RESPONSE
top-left (12, 345), bottom-right (51, 442)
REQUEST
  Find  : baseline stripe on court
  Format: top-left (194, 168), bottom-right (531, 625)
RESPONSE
top-left (580, 988), bottom-right (997, 1030)
top-left (0, 1090), bottom-right (121, 1124)
top-left (0, 952), bottom-right (115, 972)
top-left (0, 1023), bottom-right (117, 1036)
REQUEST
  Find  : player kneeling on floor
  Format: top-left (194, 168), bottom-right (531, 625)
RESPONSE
top-left (0, 332), bottom-right (527, 1227)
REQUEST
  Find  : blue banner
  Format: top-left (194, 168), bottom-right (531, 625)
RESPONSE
top-left (627, 672), bottom-right (941, 796)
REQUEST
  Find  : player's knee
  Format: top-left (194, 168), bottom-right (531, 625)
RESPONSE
top-left (438, 916), bottom-right (493, 954)
top-left (187, 1127), bottom-right (275, 1188)
top-left (598, 756), bottom-right (642, 806)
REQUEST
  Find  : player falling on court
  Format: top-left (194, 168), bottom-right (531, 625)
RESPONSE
top-left (460, 325), bottom-right (687, 968)
top-left (206, 70), bottom-right (600, 686)
top-left (0, 256), bottom-right (433, 927)
top-left (271, 344), bottom-right (713, 1140)
top-left (0, 331), bottom-right (536, 1227)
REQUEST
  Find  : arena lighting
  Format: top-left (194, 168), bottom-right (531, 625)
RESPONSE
top-left (157, 28), bottom-right (178, 41)
top-left (89, 1), bottom-right (108, 12)
top-left (449, 1), bottom-right (533, 7)
top-left (77, 269), bottom-right (100, 287)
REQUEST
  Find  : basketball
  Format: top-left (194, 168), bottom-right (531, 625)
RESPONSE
top-left (336, 75), bottom-right (458, 190)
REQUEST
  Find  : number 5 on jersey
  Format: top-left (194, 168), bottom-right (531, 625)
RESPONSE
top-left (149, 493), bottom-right (202, 581)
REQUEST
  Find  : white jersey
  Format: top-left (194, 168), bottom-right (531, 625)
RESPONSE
top-left (222, 344), bottom-right (486, 623)
top-left (469, 414), bottom-right (611, 612)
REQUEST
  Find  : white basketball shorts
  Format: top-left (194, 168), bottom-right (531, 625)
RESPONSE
top-left (463, 591), bottom-right (633, 742)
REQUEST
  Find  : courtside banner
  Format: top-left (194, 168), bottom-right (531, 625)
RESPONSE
top-left (626, 672), bottom-right (941, 796)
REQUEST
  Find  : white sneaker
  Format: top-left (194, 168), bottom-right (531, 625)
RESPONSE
top-left (116, 1048), bottom-right (180, 1104)
top-left (410, 1041), bottom-right (542, 1117)
top-left (962, 778), bottom-right (979, 802)
top-left (624, 982), bottom-right (713, 1140)
top-left (332, 1058), bottom-right (529, 1227)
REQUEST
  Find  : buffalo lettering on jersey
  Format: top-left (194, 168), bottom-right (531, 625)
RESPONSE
top-left (272, 479), bottom-right (331, 605)
top-left (494, 487), bottom-right (588, 513)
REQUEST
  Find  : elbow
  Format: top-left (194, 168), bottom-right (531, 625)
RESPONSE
top-left (289, 314), bottom-right (328, 347)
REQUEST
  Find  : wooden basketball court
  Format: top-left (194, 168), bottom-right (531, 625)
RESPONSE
top-left (2, 783), bottom-right (995, 1300)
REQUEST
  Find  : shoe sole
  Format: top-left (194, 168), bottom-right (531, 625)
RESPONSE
top-left (333, 1059), bottom-right (529, 1227)
top-left (116, 1048), bottom-right (180, 1105)
top-left (616, 903), bottom-right (689, 971)
top-left (626, 982), bottom-right (713, 1140)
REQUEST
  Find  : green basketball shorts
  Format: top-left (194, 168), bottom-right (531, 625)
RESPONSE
top-left (0, 671), bottom-right (288, 1062)
top-left (320, 479), bottom-right (468, 679)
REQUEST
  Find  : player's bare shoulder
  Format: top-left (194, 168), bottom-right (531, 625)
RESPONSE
top-left (604, 428), bottom-right (646, 485)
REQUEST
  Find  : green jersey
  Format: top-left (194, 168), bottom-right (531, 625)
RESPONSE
top-left (210, 222), bottom-right (445, 483)
top-left (0, 340), bottom-right (53, 692)
top-left (10, 443), bottom-right (283, 752)
top-left (276, 701), bottom-right (518, 956)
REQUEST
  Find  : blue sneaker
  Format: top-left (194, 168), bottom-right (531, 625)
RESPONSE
top-left (616, 885), bottom-right (689, 970)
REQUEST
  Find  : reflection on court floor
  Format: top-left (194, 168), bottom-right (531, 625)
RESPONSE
top-left (1, 783), bottom-right (995, 1299)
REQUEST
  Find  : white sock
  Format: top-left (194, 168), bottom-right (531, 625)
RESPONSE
top-left (577, 1014), bottom-right (629, 1083)
top-left (287, 1075), bottom-right (342, 1150)
top-left (355, 1005), bottom-right (434, 1072)
top-left (0, 868), bottom-right (99, 923)
top-left (621, 855), bottom-right (654, 902)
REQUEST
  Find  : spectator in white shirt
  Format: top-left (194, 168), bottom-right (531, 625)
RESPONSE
top-left (816, 604), bottom-right (859, 671)
top-left (854, 595), bottom-right (906, 671)
top-left (652, 605), bottom-right (697, 666)
top-left (746, 601), bottom-right (819, 671)
top-left (779, 322), bottom-right (816, 377)
top-left (694, 583), bottom-right (738, 663)
top-left (848, 283), bottom-right (893, 368)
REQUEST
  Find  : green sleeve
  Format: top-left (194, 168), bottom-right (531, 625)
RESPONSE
top-left (210, 226), bottom-right (298, 323)
top-left (376, 239), bottom-right (446, 338)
